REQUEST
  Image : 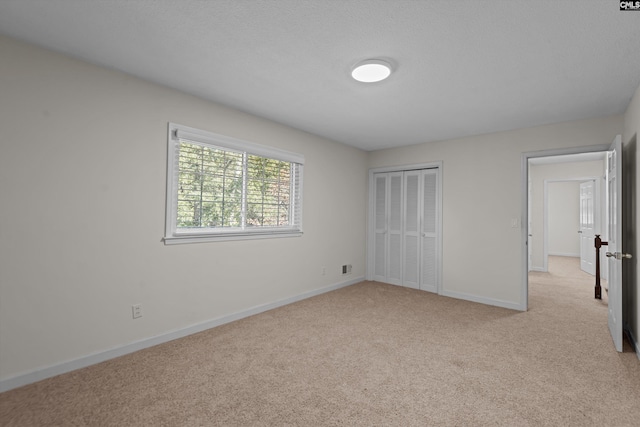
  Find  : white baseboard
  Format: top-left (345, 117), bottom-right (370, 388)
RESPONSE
top-left (0, 276), bottom-right (364, 393)
top-left (548, 252), bottom-right (580, 257)
top-left (440, 289), bottom-right (524, 311)
top-left (529, 266), bottom-right (546, 272)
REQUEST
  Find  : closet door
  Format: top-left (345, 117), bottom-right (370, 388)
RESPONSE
top-left (387, 172), bottom-right (403, 286)
top-left (372, 172), bottom-right (402, 285)
top-left (403, 171), bottom-right (420, 289)
top-left (370, 167), bottom-right (440, 292)
top-left (373, 174), bottom-right (387, 282)
top-left (420, 170), bottom-right (439, 292)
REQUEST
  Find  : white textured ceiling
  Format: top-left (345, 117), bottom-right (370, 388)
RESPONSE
top-left (0, 0), bottom-right (639, 151)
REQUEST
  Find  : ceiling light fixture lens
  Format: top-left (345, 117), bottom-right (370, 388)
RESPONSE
top-left (351, 59), bottom-right (392, 83)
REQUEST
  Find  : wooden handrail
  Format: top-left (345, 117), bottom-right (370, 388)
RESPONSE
top-left (594, 234), bottom-right (607, 300)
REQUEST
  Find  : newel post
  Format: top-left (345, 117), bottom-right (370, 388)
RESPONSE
top-left (594, 234), bottom-right (607, 300)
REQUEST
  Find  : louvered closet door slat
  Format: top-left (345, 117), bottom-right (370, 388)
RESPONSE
top-left (423, 171), bottom-right (437, 233)
top-left (375, 233), bottom-right (386, 277)
top-left (389, 234), bottom-right (402, 281)
top-left (389, 174), bottom-right (402, 232)
top-left (405, 174), bottom-right (419, 233)
top-left (375, 175), bottom-right (386, 230)
top-left (421, 236), bottom-right (437, 291)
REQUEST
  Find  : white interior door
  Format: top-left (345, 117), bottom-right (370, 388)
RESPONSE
top-left (607, 135), bottom-right (624, 352)
top-left (579, 180), bottom-right (596, 275)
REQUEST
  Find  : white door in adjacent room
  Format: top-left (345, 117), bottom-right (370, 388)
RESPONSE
top-left (579, 180), bottom-right (596, 275)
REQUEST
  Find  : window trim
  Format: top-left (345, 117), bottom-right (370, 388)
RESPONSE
top-left (164, 123), bottom-right (304, 245)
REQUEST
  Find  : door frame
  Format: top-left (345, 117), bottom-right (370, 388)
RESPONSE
top-left (521, 145), bottom-right (609, 310)
top-left (367, 161), bottom-right (443, 293)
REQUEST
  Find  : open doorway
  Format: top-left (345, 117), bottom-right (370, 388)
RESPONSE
top-left (527, 151), bottom-right (608, 301)
top-left (520, 144), bottom-right (610, 311)
top-left (522, 137), bottom-right (633, 354)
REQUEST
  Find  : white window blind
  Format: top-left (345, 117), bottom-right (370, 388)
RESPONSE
top-left (164, 123), bottom-right (304, 244)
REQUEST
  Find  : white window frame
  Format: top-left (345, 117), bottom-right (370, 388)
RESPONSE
top-left (164, 123), bottom-right (304, 244)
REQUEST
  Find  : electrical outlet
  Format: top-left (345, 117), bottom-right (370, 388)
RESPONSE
top-left (132, 304), bottom-right (143, 319)
top-left (321, 266), bottom-right (326, 276)
top-left (342, 264), bottom-right (352, 275)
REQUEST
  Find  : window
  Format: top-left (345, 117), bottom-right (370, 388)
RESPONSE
top-left (164, 123), bottom-right (303, 244)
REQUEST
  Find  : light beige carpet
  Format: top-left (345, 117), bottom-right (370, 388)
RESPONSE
top-left (1, 256), bottom-right (639, 426)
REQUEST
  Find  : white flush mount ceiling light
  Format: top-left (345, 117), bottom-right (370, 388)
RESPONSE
top-left (351, 59), bottom-right (392, 83)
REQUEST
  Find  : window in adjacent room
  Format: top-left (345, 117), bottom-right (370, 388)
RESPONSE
top-left (164, 123), bottom-right (304, 244)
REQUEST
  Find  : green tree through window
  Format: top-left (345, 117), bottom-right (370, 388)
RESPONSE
top-left (177, 143), bottom-right (294, 230)
top-left (177, 143), bottom-right (243, 228)
top-left (165, 123), bottom-right (303, 244)
top-left (246, 155), bottom-right (291, 227)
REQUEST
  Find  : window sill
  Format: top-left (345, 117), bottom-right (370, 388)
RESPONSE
top-left (163, 231), bottom-right (303, 245)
